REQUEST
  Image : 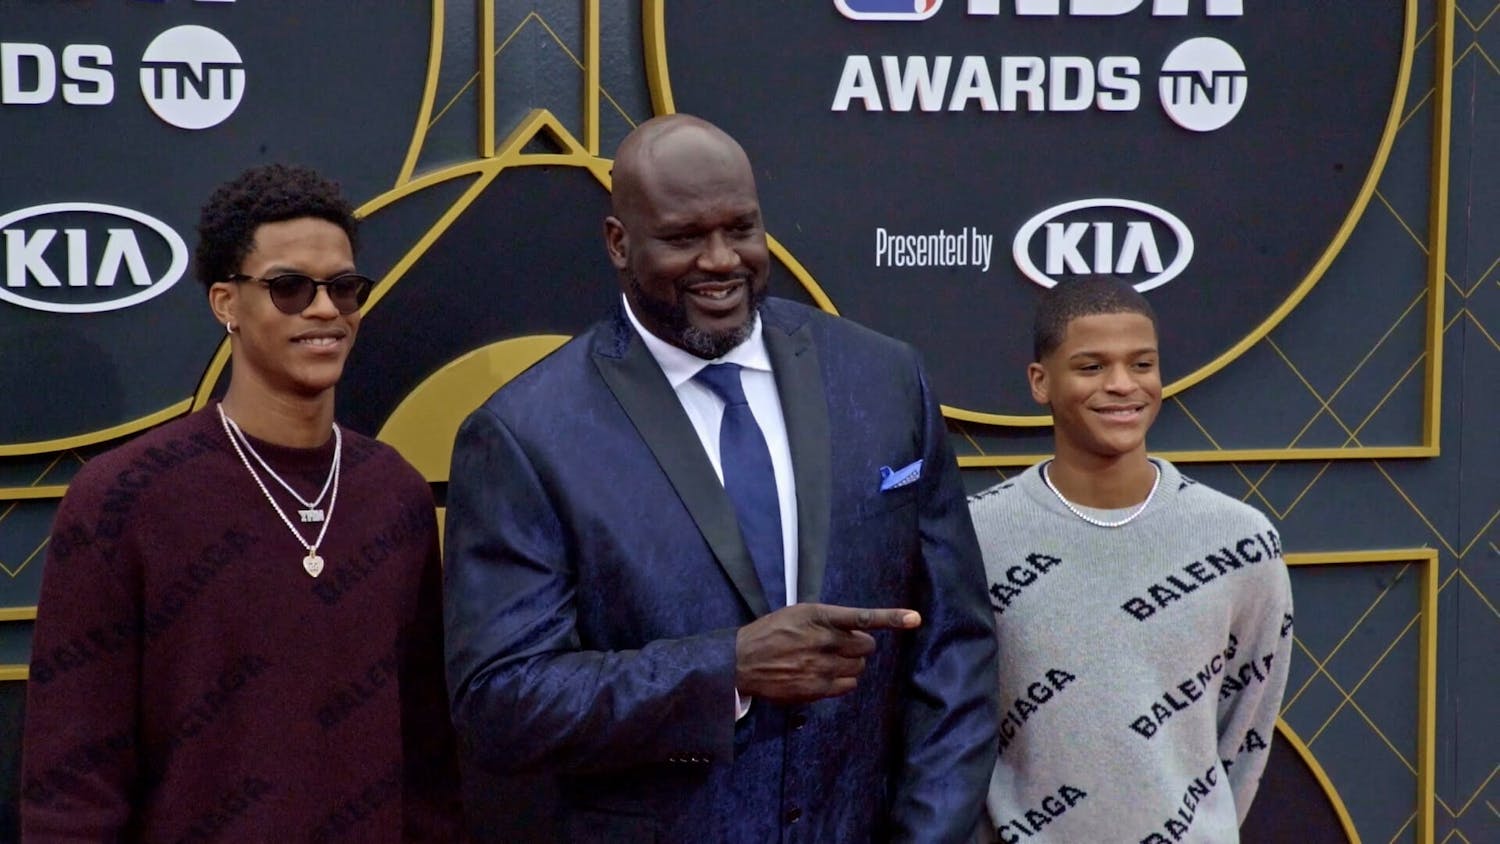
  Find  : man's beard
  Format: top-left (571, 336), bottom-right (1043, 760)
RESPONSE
top-left (628, 274), bottom-right (766, 360)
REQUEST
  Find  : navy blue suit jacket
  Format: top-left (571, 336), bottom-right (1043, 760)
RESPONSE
top-left (444, 299), bottom-right (998, 843)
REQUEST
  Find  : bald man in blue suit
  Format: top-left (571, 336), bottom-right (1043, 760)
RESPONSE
top-left (444, 114), bottom-right (998, 843)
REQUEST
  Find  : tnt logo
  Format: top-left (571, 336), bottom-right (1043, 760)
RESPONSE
top-left (836, 0), bottom-right (944, 22)
top-left (1158, 37), bottom-right (1246, 132)
top-left (139, 25), bottom-right (245, 130)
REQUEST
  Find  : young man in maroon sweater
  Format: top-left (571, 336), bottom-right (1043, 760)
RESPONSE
top-left (21, 165), bottom-right (464, 841)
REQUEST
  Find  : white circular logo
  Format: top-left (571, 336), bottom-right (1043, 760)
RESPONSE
top-left (1158, 37), bottom-right (1246, 133)
top-left (138, 25), bottom-right (245, 130)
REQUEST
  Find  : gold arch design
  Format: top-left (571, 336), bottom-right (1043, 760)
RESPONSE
top-left (376, 335), bottom-right (571, 481)
top-left (192, 109), bottom-right (613, 411)
top-left (395, 0), bottom-right (446, 186)
top-left (1274, 719), bottom-right (1362, 843)
top-left (0, 399), bottom-right (195, 458)
top-left (1282, 549), bottom-right (1439, 844)
top-left (643, 0), bottom-right (1444, 440)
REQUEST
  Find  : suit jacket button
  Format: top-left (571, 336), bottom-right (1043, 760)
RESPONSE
top-left (789, 713), bottom-right (807, 730)
top-left (784, 807), bottom-right (801, 824)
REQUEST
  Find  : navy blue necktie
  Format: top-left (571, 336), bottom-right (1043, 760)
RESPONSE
top-left (695, 363), bottom-right (786, 610)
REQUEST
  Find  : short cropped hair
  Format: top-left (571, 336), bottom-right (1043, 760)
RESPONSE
top-left (1032, 278), bottom-right (1158, 361)
top-left (194, 164), bottom-right (358, 287)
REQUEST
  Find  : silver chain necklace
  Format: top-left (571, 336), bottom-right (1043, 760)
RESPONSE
top-left (217, 403), bottom-right (341, 577)
top-left (1041, 460), bottom-right (1160, 528)
top-left (221, 411), bottom-right (335, 523)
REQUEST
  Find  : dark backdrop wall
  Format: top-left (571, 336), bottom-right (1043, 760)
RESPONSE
top-left (0, 2), bottom-right (1493, 842)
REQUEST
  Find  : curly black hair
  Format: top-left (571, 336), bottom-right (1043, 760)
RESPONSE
top-left (193, 163), bottom-right (358, 287)
top-left (1033, 278), bottom-right (1158, 362)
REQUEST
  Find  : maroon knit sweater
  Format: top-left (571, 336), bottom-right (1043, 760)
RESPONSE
top-left (22, 405), bottom-right (463, 842)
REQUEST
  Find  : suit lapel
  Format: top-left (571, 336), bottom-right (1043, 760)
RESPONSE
top-left (763, 308), bottom-right (832, 604)
top-left (591, 318), bottom-right (771, 617)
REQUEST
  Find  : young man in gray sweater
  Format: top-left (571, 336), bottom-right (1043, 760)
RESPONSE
top-left (968, 278), bottom-right (1293, 843)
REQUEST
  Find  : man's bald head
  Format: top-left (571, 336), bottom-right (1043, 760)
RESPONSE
top-left (610, 115), bottom-right (756, 224)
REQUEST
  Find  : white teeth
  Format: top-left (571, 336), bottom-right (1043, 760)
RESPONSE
top-left (297, 336), bottom-right (339, 347)
top-left (697, 288), bottom-right (731, 300)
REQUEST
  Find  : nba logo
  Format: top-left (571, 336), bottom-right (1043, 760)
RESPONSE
top-left (835, 0), bottom-right (944, 21)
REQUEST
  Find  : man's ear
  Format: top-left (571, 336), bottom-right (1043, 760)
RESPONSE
top-left (1027, 361), bottom-right (1050, 407)
top-left (208, 282), bottom-right (238, 330)
top-left (603, 216), bottom-right (629, 271)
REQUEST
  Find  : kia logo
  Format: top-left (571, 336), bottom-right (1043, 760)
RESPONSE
top-left (1012, 198), bottom-right (1193, 292)
top-left (0, 202), bottom-right (188, 313)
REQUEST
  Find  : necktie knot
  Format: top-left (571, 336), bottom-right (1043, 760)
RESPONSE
top-left (695, 363), bottom-right (749, 407)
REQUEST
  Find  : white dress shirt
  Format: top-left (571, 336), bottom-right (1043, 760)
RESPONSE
top-left (622, 295), bottom-right (800, 604)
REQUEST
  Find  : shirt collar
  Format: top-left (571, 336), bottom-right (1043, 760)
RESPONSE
top-left (621, 293), bottom-right (772, 389)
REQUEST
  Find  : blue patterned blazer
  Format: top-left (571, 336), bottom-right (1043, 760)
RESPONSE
top-left (444, 298), bottom-right (998, 843)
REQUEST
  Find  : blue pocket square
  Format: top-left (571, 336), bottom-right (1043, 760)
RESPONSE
top-left (879, 459), bottom-right (923, 491)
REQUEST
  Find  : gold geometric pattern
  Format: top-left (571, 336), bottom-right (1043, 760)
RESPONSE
top-left (0, 451), bottom-right (80, 577)
top-left (1282, 551), bottom-right (1438, 843)
top-left (0, 451), bottom-right (85, 501)
top-left (0, 523), bottom-right (47, 581)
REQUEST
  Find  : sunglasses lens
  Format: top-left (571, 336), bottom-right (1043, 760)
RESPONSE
top-left (265, 275), bottom-right (316, 314)
top-left (328, 275), bottom-right (373, 313)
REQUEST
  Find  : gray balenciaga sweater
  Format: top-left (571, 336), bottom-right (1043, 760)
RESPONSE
top-left (968, 458), bottom-right (1293, 844)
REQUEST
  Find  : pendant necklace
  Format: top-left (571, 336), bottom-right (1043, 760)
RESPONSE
top-left (217, 403), bottom-right (342, 577)
top-left (1041, 460), bottom-right (1160, 528)
top-left (221, 411), bottom-right (336, 523)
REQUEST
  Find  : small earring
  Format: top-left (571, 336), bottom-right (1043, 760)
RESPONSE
top-left (225, 321), bottom-right (237, 334)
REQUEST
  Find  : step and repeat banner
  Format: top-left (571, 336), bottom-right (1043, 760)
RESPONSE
top-left (3, 2), bottom-right (1472, 842)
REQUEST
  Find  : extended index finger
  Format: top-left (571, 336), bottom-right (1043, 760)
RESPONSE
top-left (821, 605), bottom-right (922, 631)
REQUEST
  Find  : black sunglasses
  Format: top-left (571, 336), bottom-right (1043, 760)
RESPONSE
top-left (227, 272), bottom-right (373, 315)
